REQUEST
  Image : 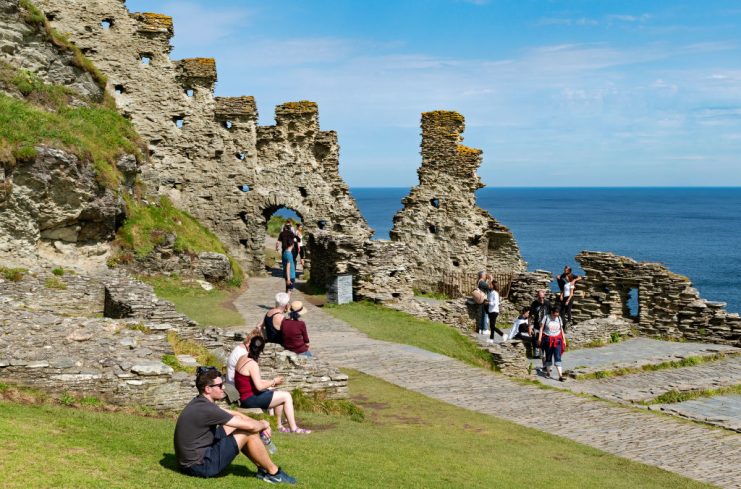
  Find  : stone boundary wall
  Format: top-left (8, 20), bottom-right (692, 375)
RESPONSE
top-left (573, 251), bottom-right (740, 346)
top-left (0, 268), bottom-right (347, 410)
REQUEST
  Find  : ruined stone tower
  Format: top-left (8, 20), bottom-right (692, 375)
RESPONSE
top-left (390, 111), bottom-right (525, 282)
top-left (37, 0), bottom-right (372, 277)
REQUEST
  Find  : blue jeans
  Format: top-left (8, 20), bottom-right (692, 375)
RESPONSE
top-left (478, 304), bottom-right (489, 332)
top-left (544, 337), bottom-right (563, 367)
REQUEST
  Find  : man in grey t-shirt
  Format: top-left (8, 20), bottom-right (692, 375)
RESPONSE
top-left (173, 367), bottom-right (296, 484)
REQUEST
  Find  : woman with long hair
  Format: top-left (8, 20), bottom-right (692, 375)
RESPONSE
top-left (486, 277), bottom-right (507, 344)
top-left (234, 336), bottom-right (311, 434)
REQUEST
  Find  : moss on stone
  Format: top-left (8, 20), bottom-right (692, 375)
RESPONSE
top-left (280, 100), bottom-right (318, 113)
top-left (138, 12), bottom-right (174, 31)
top-left (456, 144), bottom-right (481, 156)
top-left (422, 110), bottom-right (465, 124)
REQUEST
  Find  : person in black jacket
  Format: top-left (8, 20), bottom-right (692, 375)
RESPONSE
top-left (528, 290), bottom-right (551, 359)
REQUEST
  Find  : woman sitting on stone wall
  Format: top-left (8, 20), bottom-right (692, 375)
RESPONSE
top-left (234, 336), bottom-right (312, 434)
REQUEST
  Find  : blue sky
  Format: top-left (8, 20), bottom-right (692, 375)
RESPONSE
top-left (126, 0), bottom-right (741, 187)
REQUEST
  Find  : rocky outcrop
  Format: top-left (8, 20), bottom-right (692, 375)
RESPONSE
top-left (0, 146), bottom-right (126, 257)
top-left (390, 111), bottom-right (525, 291)
top-left (0, 0), bottom-right (102, 100)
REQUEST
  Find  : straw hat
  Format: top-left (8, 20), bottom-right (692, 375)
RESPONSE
top-left (290, 300), bottom-right (306, 317)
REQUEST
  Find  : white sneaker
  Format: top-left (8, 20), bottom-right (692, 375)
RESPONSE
top-left (502, 334), bottom-right (508, 341)
top-left (486, 339), bottom-right (494, 345)
top-left (483, 330), bottom-right (491, 335)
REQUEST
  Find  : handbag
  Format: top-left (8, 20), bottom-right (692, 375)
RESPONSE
top-left (472, 289), bottom-right (486, 304)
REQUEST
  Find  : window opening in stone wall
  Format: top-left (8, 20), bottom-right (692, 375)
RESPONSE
top-left (262, 207), bottom-right (304, 276)
top-left (299, 187), bottom-right (308, 198)
top-left (627, 287), bottom-right (640, 319)
top-left (223, 120), bottom-right (233, 130)
top-left (101, 18), bottom-right (113, 29)
top-left (173, 116), bottom-right (184, 129)
top-left (318, 220), bottom-right (327, 230)
top-left (430, 198), bottom-right (440, 208)
top-left (236, 152), bottom-right (246, 161)
top-left (429, 224), bottom-right (438, 234)
top-left (140, 54), bottom-right (152, 65)
top-left (114, 84), bottom-right (125, 95)
top-left (452, 259), bottom-right (460, 267)
top-left (185, 88), bottom-right (194, 97)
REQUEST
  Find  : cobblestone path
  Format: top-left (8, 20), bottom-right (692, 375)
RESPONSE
top-left (235, 278), bottom-right (741, 488)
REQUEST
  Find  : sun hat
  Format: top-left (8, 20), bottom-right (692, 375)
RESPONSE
top-left (289, 300), bottom-right (306, 317)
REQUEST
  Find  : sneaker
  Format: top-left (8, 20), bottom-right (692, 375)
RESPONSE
top-left (257, 467), bottom-right (296, 485)
top-left (559, 376), bottom-right (566, 382)
top-left (483, 330), bottom-right (490, 335)
top-left (502, 334), bottom-right (508, 341)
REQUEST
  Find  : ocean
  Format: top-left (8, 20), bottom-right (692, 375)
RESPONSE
top-left (348, 187), bottom-right (741, 313)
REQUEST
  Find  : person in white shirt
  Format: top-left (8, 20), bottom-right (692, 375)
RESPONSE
top-left (486, 278), bottom-right (507, 344)
top-left (559, 273), bottom-right (581, 330)
top-left (538, 308), bottom-right (567, 381)
top-left (508, 307), bottom-right (530, 341)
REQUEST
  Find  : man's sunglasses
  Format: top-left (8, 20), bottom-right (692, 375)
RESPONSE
top-left (208, 382), bottom-right (224, 389)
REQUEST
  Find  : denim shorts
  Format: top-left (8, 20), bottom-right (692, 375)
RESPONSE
top-left (239, 390), bottom-right (274, 410)
top-left (182, 426), bottom-right (239, 478)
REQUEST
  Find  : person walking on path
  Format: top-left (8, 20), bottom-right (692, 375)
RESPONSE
top-left (292, 223), bottom-right (305, 271)
top-left (276, 222), bottom-right (295, 253)
top-left (173, 366), bottom-right (297, 484)
top-left (477, 271), bottom-right (490, 335)
top-left (282, 242), bottom-right (297, 293)
top-left (538, 308), bottom-right (567, 381)
top-left (234, 336), bottom-right (312, 434)
top-left (528, 290), bottom-right (551, 358)
top-left (486, 279), bottom-right (507, 344)
top-left (281, 301), bottom-right (312, 357)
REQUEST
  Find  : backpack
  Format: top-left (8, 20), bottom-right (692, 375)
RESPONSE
top-left (472, 289), bottom-right (486, 304)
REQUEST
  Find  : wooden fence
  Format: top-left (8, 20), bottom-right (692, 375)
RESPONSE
top-left (437, 271), bottom-right (515, 299)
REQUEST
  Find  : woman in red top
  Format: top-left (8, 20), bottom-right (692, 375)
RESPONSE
top-left (234, 336), bottom-right (311, 434)
top-left (281, 301), bottom-right (312, 357)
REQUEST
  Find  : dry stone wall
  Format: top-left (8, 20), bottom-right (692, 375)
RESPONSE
top-left (37, 0), bottom-right (372, 281)
top-left (390, 111), bottom-right (525, 290)
top-left (573, 251), bottom-right (740, 346)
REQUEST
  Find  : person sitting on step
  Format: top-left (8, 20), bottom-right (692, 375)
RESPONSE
top-left (280, 301), bottom-right (312, 357)
top-left (234, 336), bottom-right (312, 434)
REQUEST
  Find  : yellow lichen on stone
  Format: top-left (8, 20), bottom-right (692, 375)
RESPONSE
top-left (281, 100), bottom-right (318, 112)
top-left (422, 110), bottom-right (465, 124)
top-left (140, 12), bottom-right (173, 29)
top-left (456, 144), bottom-right (481, 156)
top-left (180, 58), bottom-right (217, 79)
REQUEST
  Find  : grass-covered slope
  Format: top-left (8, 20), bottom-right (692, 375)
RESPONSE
top-left (0, 371), bottom-right (711, 489)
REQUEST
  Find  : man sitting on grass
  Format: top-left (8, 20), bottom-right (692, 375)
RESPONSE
top-left (174, 366), bottom-right (297, 484)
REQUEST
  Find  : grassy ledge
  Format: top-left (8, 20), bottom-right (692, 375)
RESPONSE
top-left (573, 353), bottom-right (731, 380)
top-left (0, 370), bottom-right (713, 489)
top-left (641, 383), bottom-right (741, 405)
top-left (323, 301), bottom-right (494, 369)
top-left (139, 274), bottom-right (244, 328)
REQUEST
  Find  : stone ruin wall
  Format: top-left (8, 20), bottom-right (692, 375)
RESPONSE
top-left (390, 111), bottom-right (525, 292)
top-left (37, 0), bottom-right (373, 280)
top-left (572, 251), bottom-right (740, 346)
top-left (34, 0), bottom-right (524, 302)
top-left (0, 268), bottom-right (348, 410)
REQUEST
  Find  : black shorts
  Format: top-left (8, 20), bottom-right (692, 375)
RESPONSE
top-left (240, 390), bottom-right (274, 410)
top-left (182, 426), bottom-right (239, 478)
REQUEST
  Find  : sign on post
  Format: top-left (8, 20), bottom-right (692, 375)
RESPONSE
top-left (327, 274), bottom-right (353, 304)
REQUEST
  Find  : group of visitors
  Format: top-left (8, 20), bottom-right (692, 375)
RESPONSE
top-left (174, 292), bottom-right (316, 484)
top-left (478, 265), bottom-right (582, 382)
top-left (276, 220), bottom-right (305, 294)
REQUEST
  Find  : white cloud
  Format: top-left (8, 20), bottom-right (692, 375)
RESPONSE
top-left (158, 1), bottom-right (250, 51)
top-left (606, 14), bottom-right (652, 23)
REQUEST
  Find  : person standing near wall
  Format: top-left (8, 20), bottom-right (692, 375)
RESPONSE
top-left (528, 290), bottom-right (551, 358)
top-left (282, 242), bottom-right (296, 294)
top-left (560, 273), bottom-right (582, 331)
top-left (477, 271), bottom-right (490, 335)
top-left (486, 278), bottom-right (507, 344)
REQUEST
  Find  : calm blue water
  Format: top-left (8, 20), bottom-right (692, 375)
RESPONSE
top-left (349, 187), bottom-right (741, 313)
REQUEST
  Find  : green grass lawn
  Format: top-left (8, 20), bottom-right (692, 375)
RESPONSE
top-left (0, 371), bottom-right (710, 489)
top-left (322, 302), bottom-right (491, 370)
top-left (143, 275), bottom-right (244, 328)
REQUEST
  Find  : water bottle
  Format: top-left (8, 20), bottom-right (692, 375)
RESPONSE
top-left (260, 430), bottom-right (277, 454)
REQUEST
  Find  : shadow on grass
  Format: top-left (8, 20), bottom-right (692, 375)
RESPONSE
top-left (159, 453), bottom-right (256, 478)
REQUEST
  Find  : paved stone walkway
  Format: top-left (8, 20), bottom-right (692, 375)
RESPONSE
top-left (235, 277), bottom-right (741, 488)
top-left (658, 395), bottom-right (741, 432)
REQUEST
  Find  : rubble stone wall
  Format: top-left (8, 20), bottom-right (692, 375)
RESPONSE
top-left (573, 251), bottom-right (740, 346)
